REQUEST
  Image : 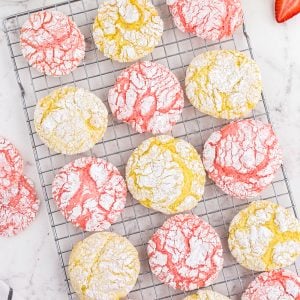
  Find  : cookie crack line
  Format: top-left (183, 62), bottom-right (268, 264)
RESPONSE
top-left (83, 235), bottom-right (112, 296)
top-left (68, 232), bottom-right (140, 299)
top-left (203, 119), bottom-right (282, 199)
top-left (167, 0), bottom-right (243, 41)
top-left (261, 215), bottom-right (300, 268)
top-left (23, 15), bottom-right (72, 52)
top-left (93, 0), bottom-right (163, 62)
top-left (147, 214), bottom-right (223, 291)
top-left (213, 127), bottom-right (278, 181)
top-left (20, 10), bottom-right (85, 76)
top-left (52, 157), bottom-right (126, 231)
top-left (130, 139), bottom-right (198, 209)
top-left (34, 86), bottom-right (108, 155)
top-left (229, 200), bottom-right (300, 271)
top-left (0, 174), bottom-right (39, 237)
top-left (108, 61), bottom-right (184, 134)
top-left (126, 136), bottom-right (205, 214)
top-left (242, 269), bottom-right (300, 299)
top-left (186, 50), bottom-right (262, 120)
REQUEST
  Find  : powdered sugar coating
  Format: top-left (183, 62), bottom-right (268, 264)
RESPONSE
top-left (184, 290), bottom-right (230, 300)
top-left (186, 50), bottom-right (262, 119)
top-left (126, 135), bottom-right (206, 214)
top-left (93, 0), bottom-right (163, 62)
top-left (108, 61), bottom-right (184, 134)
top-left (0, 174), bottom-right (39, 237)
top-left (203, 119), bottom-right (282, 199)
top-left (167, 0), bottom-right (243, 41)
top-left (20, 11), bottom-right (85, 76)
top-left (229, 200), bottom-right (300, 272)
top-left (242, 269), bottom-right (300, 300)
top-left (34, 86), bottom-right (108, 155)
top-left (0, 137), bottom-right (23, 187)
top-left (147, 214), bottom-right (223, 291)
top-left (52, 157), bottom-right (127, 231)
top-left (69, 232), bottom-right (140, 300)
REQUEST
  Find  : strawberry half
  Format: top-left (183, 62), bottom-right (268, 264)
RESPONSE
top-left (275, 0), bottom-right (300, 23)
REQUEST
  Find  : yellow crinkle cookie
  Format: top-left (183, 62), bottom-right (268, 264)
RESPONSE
top-left (228, 200), bottom-right (300, 271)
top-left (126, 135), bottom-right (206, 214)
top-left (185, 50), bottom-right (262, 119)
top-left (93, 0), bottom-right (163, 62)
top-left (69, 232), bottom-right (140, 300)
top-left (34, 86), bottom-right (108, 155)
top-left (184, 290), bottom-right (230, 300)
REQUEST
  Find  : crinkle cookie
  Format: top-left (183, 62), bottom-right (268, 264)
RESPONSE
top-left (93, 0), bottom-right (163, 62)
top-left (126, 135), bottom-right (206, 214)
top-left (203, 119), bottom-right (282, 199)
top-left (69, 232), bottom-right (140, 300)
top-left (34, 86), bottom-right (108, 155)
top-left (0, 137), bottom-right (23, 187)
top-left (148, 214), bottom-right (223, 291)
top-left (167, 0), bottom-right (243, 41)
top-left (0, 175), bottom-right (39, 237)
top-left (185, 50), bottom-right (262, 119)
top-left (52, 157), bottom-right (127, 231)
top-left (229, 200), bottom-right (300, 271)
top-left (20, 10), bottom-right (85, 76)
top-left (108, 61), bottom-right (184, 134)
top-left (242, 269), bottom-right (300, 300)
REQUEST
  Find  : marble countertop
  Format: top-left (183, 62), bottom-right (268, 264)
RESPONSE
top-left (0, 0), bottom-right (299, 299)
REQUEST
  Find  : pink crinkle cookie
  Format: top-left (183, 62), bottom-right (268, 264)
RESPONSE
top-left (0, 137), bottom-right (23, 187)
top-left (167, 0), bottom-right (244, 41)
top-left (203, 119), bottom-right (283, 199)
top-left (108, 61), bottom-right (184, 134)
top-left (20, 10), bottom-right (85, 76)
top-left (0, 175), bottom-right (39, 237)
top-left (52, 157), bottom-right (127, 231)
top-left (242, 269), bottom-right (300, 300)
top-left (147, 214), bottom-right (223, 291)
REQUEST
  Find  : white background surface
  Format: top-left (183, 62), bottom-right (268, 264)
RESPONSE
top-left (0, 0), bottom-right (299, 299)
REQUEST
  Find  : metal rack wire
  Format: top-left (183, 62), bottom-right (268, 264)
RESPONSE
top-left (3, 0), bottom-right (299, 299)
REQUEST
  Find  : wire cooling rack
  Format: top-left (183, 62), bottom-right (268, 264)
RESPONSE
top-left (3, 0), bottom-right (300, 299)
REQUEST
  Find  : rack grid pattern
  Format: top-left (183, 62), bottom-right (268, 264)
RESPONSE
top-left (3, 0), bottom-right (299, 299)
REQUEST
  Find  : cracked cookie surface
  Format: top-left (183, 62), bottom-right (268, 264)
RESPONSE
top-left (52, 157), bottom-right (127, 231)
top-left (34, 86), bottom-right (108, 155)
top-left (108, 61), bottom-right (184, 134)
top-left (0, 175), bottom-right (39, 237)
top-left (93, 0), bottom-right (163, 62)
top-left (203, 119), bottom-right (282, 199)
top-left (229, 200), bottom-right (300, 271)
top-left (147, 214), bottom-right (223, 291)
top-left (186, 50), bottom-right (262, 119)
top-left (0, 137), bottom-right (23, 187)
top-left (69, 232), bottom-right (140, 300)
top-left (126, 135), bottom-right (206, 214)
top-left (242, 269), bottom-right (300, 300)
top-left (167, 0), bottom-right (243, 41)
top-left (20, 10), bottom-right (85, 76)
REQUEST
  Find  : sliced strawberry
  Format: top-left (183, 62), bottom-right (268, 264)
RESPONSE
top-left (275, 0), bottom-right (300, 23)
